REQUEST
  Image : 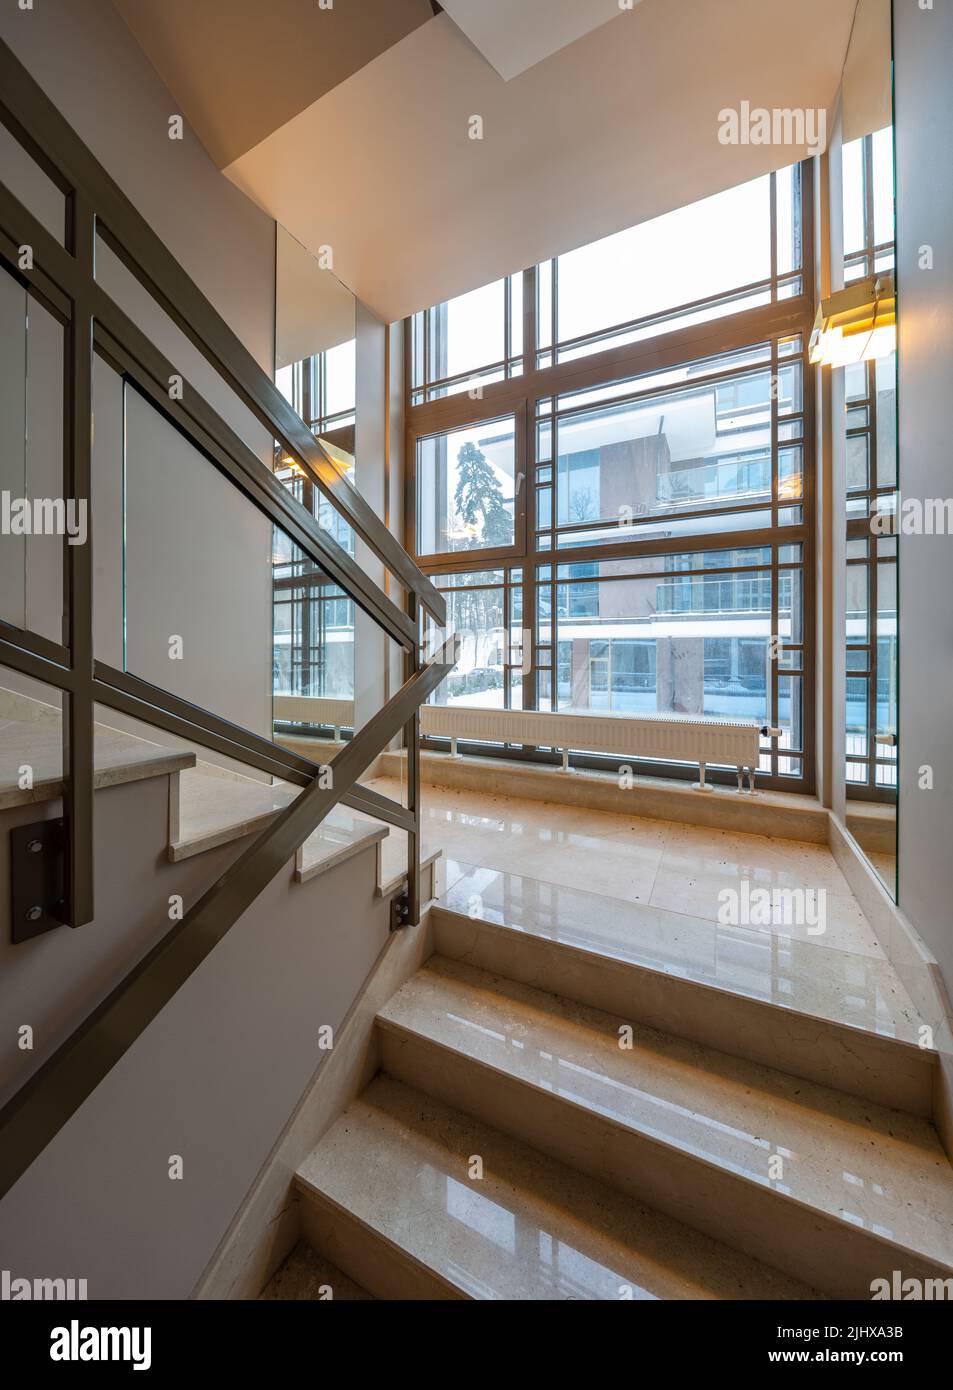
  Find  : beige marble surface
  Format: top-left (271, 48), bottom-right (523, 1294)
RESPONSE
top-left (171, 763), bottom-right (301, 860)
top-left (259, 1242), bottom-right (372, 1300)
top-left (370, 777), bottom-right (883, 959)
top-left (378, 958), bottom-right (953, 1277)
top-left (380, 748), bottom-right (830, 842)
top-left (0, 699), bottom-right (194, 809)
top-left (297, 1075), bottom-right (821, 1301)
top-left (295, 814), bottom-right (388, 883)
top-left (173, 764), bottom-right (440, 899)
top-left (435, 861), bottom-right (925, 1047)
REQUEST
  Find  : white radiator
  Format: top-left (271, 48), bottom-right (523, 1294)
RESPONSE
top-left (274, 695), bottom-right (354, 739)
top-left (420, 705), bottom-right (764, 791)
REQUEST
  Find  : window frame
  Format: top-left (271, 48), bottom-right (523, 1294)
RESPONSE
top-left (404, 161), bottom-right (817, 793)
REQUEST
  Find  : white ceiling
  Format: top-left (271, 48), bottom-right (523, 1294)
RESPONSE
top-left (223, 0), bottom-right (857, 323)
top-left (439, 0), bottom-right (633, 81)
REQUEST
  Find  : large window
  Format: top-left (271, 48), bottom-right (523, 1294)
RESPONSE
top-left (535, 546), bottom-right (804, 779)
top-left (407, 161), bottom-right (815, 790)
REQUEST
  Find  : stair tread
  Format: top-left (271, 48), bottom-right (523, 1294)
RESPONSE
top-left (378, 957), bottom-right (953, 1269)
top-left (297, 1075), bottom-right (820, 1301)
top-left (437, 858), bottom-right (926, 1047)
top-left (173, 764), bottom-right (439, 887)
top-left (0, 687), bottom-right (194, 807)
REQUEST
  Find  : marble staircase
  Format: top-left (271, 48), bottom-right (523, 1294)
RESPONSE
top-left (291, 861), bottom-right (953, 1301)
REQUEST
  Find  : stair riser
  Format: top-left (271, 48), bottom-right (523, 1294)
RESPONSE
top-left (380, 1023), bottom-right (950, 1300)
top-left (432, 909), bottom-right (934, 1119)
top-left (298, 1187), bottom-right (466, 1301)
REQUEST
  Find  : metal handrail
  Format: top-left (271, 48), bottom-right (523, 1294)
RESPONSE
top-left (0, 40), bottom-right (445, 629)
top-left (0, 640), bottom-right (456, 1201)
top-left (0, 36), bottom-right (455, 1196)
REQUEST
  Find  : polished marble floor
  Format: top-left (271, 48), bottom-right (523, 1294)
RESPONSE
top-left (368, 777), bottom-right (883, 958)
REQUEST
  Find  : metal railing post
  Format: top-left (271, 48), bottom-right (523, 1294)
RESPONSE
top-left (62, 192), bottom-right (95, 927)
top-left (404, 594), bottom-right (422, 926)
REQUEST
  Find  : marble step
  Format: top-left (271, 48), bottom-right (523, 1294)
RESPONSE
top-left (377, 958), bottom-right (953, 1299)
top-left (295, 1075), bottom-right (822, 1301)
top-left (0, 685), bottom-right (194, 810)
top-left (171, 762), bottom-right (440, 897)
top-left (432, 863), bottom-right (934, 1117)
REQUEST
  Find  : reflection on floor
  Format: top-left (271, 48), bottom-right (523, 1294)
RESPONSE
top-left (366, 775), bottom-right (922, 1041)
top-left (370, 776), bottom-right (880, 955)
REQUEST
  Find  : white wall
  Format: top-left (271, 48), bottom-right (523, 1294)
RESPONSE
top-left (0, 777), bottom-right (392, 1298)
top-left (894, 0), bottom-right (953, 989)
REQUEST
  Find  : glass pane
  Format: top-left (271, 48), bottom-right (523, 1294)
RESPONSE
top-left (875, 351), bottom-right (897, 488)
top-left (846, 433), bottom-right (869, 491)
top-left (509, 273), bottom-right (523, 361)
top-left (776, 164), bottom-right (801, 276)
top-left (548, 561), bottom-right (786, 725)
top-left (0, 269), bottom-right (66, 644)
top-left (554, 173), bottom-right (774, 352)
top-left (846, 675), bottom-right (868, 769)
top-left (0, 121), bottom-right (66, 244)
top-left (417, 417), bottom-right (516, 558)
top-left (778, 674), bottom-right (803, 764)
top-left (842, 137), bottom-right (867, 256)
top-left (871, 125), bottom-right (895, 247)
top-left (432, 279), bottom-right (506, 384)
top-left (0, 268), bottom-right (27, 635)
top-left (537, 261), bottom-right (553, 350)
top-left (123, 387), bottom-right (280, 735)
top-left (275, 225), bottom-right (356, 436)
top-left (554, 366), bottom-right (777, 534)
top-left (876, 557), bottom-right (898, 744)
top-left (846, 564), bottom-right (868, 644)
top-left (324, 338), bottom-right (357, 422)
top-left (429, 571), bottom-right (509, 709)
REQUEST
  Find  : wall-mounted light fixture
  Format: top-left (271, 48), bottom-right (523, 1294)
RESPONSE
top-left (809, 272), bottom-right (896, 367)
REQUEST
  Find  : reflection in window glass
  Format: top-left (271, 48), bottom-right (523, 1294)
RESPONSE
top-left (541, 354), bottom-right (801, 546)
top-left (842, 137), bottom-right (866, 256)
top-left (272, 539), bottom-right (354, 702)
top-left (871, 126), bottom-right (895, 249)
top-left (538, 558), bottom-right (787, 728)
top-left (324, 339), bottom-right (356, 419)
top-left (427, 569), bottom-right (522, 709)
top-left (875, 351), bottom-right (897, 489)
top-left (417, 417), bottom-right (516, 558)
